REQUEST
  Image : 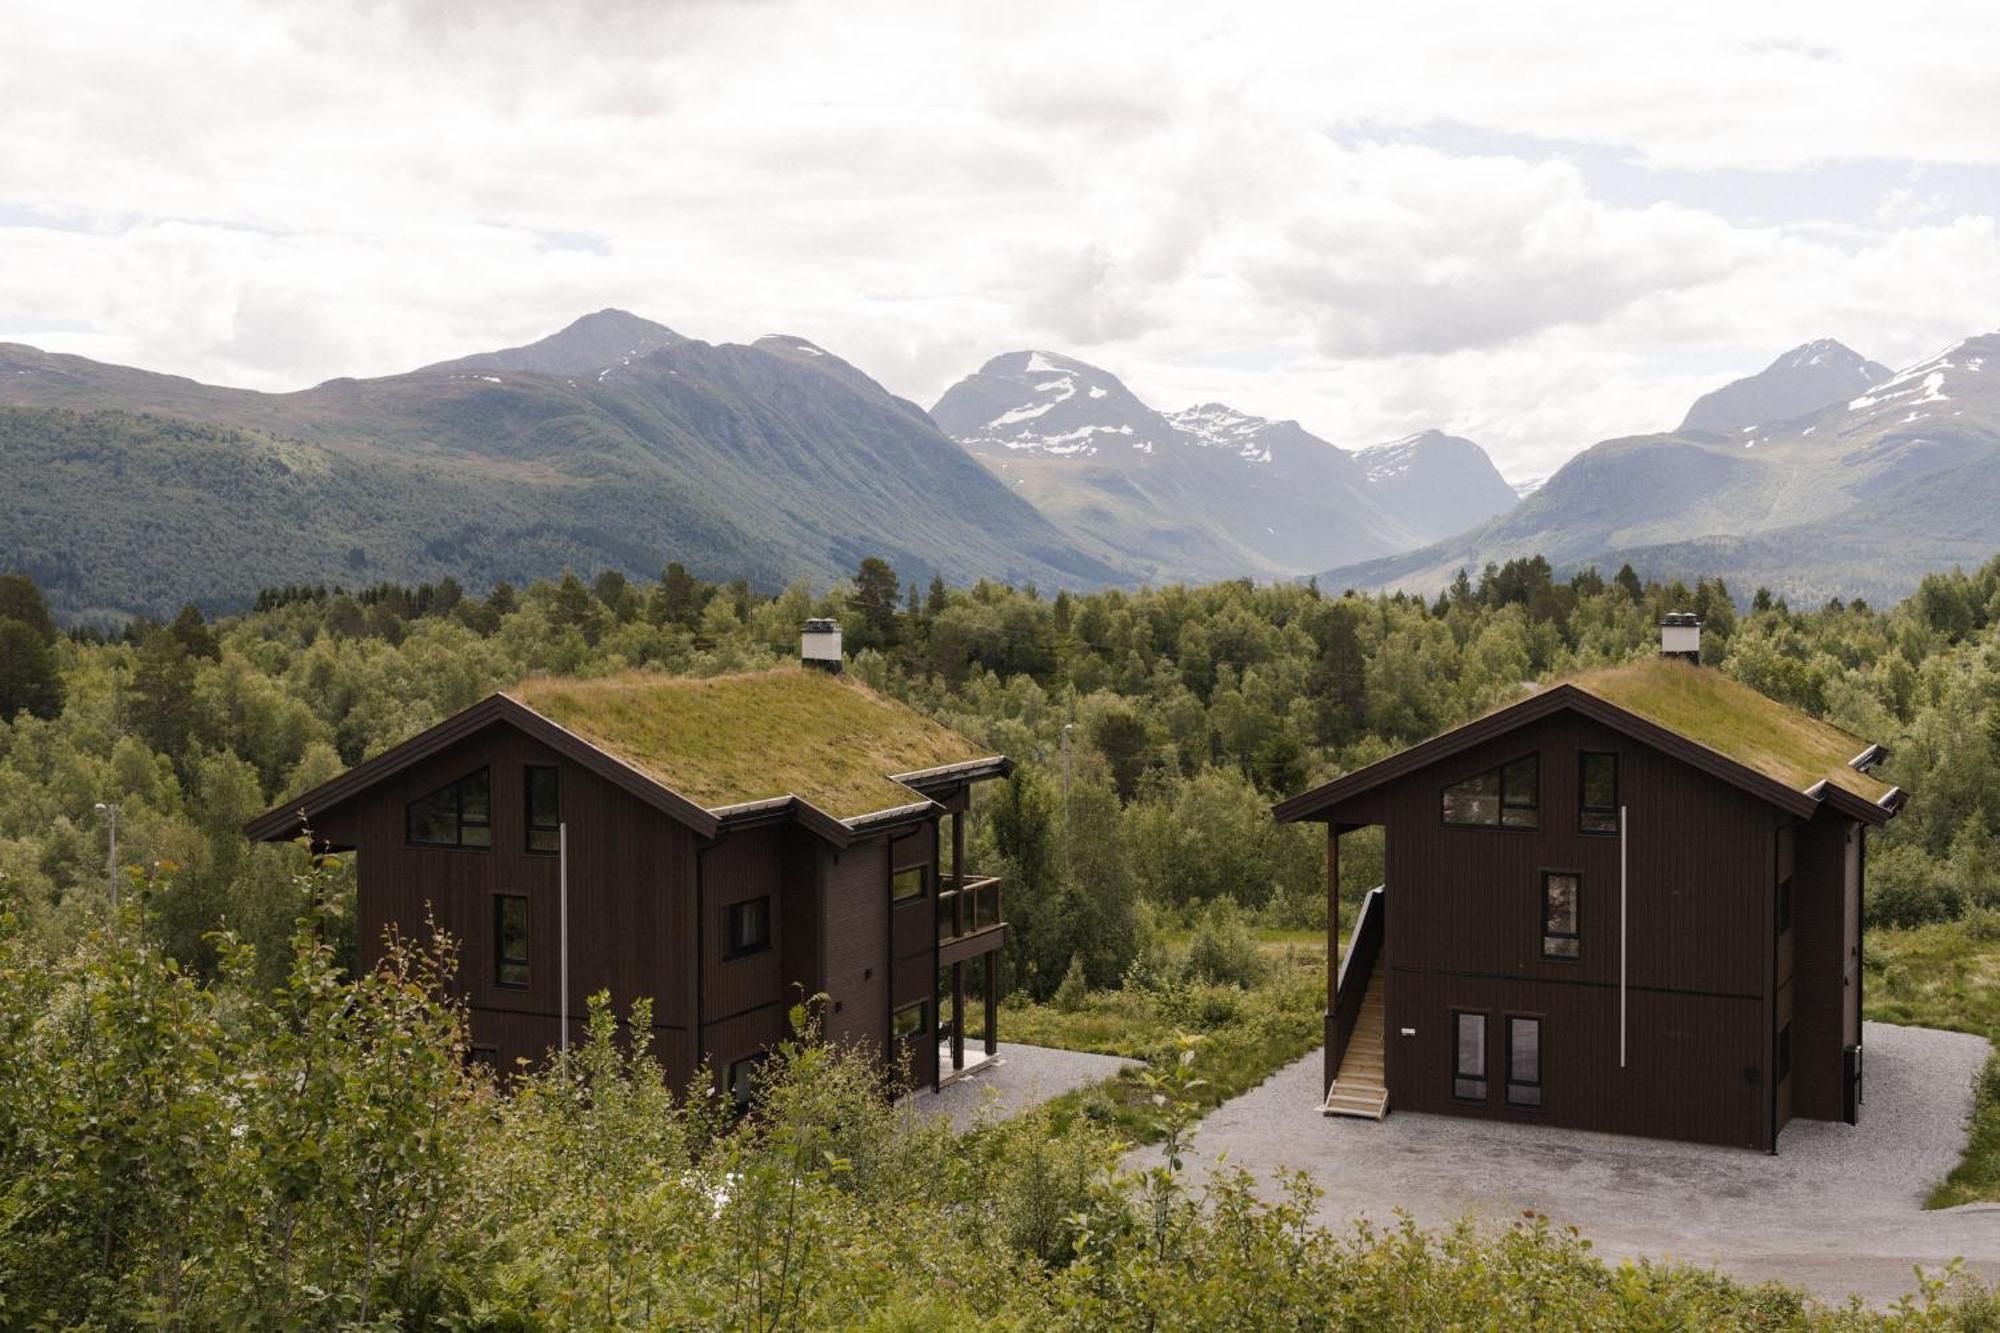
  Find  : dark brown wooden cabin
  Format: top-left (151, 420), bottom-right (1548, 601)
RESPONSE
top-left (246, 652), bottom-right (1011, 1105)
top-left (1275, 622), bottom-right (1904, 1151)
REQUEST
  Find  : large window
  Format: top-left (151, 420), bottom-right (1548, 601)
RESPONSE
top-left (1542, 872), bottom-right (1581, 960)
top-left (525, 766), bottom-right (561, 853)
top-left (726, 896), bottom-right (771, 958)
top-left (1579, 752), bottom-right (1619, 835)
top-left (1506, 1016), bottom-right (1543, 1107)
top-left (1453, 1011), bottom-right (1487, 1100)
top-left (891, 864), bottom-right (928, 902)
top-left (1442, 756), bottom-right (1539, 829)
top-left (407, 768), bottom-right (492, 848)
top-left (495, 894), bottom-right (529, 988)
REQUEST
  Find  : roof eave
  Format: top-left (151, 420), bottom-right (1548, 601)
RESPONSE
top-left (890, 754), bottom-right (1013, 796)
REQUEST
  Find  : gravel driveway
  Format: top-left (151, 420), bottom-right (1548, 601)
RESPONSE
top-left (910, 1042), bottom-right (1141, 1131)
top-left (1147, 1021), bottom-right (1997, 1307)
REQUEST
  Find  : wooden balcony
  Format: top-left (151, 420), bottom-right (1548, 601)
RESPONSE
top-left (936, 873), bottom-right (1004, 949)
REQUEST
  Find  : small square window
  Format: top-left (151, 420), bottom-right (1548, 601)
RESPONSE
top-left (726, 896), bottom-right (771, 958)
top-left (892, 1001), bottom-right (926, 1040)
top-left (891, 865), bottom-right (927, 902)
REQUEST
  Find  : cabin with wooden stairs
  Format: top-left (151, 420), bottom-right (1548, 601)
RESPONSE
top-left (1321, 884), bottom-right (1388, 1120)
top-left (1324, 965), bottom-right (1386, 1118)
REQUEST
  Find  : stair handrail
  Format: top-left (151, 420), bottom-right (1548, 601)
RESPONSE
top-left (1335, 885), bottom-right (1384, 993)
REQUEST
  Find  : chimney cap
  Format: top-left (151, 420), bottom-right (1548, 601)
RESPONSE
top-left (1658, 611), bottom-right (1702, 628)
top-left (802, 617), bottom-right (840, 633)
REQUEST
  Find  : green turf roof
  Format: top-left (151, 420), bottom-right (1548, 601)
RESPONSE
top-left (1562, 657), bottom-right (1893, 804)
top-left (510, 668), bottom-right (995, 820)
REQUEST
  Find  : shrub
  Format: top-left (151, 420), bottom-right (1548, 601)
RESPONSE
top-left (1183, 898), bottom-right (1267, 989)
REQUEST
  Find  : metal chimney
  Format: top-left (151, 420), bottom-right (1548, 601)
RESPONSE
top-left (800, 618), bottom-right (843, 673)
top-left (1659, 612), bottom-right (1701, 664)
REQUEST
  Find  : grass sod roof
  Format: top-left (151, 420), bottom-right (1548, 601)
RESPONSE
top-left (1561, 657), bottom-right (1894, 805)
top-left (510, 668), bottom-right (995, 821)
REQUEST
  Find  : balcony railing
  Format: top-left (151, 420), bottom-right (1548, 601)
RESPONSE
top-left (937, 874), bottom-right (1003, 944)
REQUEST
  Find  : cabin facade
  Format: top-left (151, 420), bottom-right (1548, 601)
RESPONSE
top-left (1276, 621), bottom-right (1904, 1151)
top-left (247, 643), bottom-right (1010, 1104)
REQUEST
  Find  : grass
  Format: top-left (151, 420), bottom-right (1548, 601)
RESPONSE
top-left (1565, 656), bottom-right (1894, 802)
top-left (1006, 932), bottom-right (1326, 1144)
top-left (1866, 917), bottom-right (2000, 1208)
top-left (514, 667), bottom-right (994, 819)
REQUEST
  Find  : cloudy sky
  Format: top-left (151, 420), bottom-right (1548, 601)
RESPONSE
top-left (6, 0), bottom-right (2000, 483)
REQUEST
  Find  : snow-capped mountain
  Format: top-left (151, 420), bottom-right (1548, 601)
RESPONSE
top-left (931, 351), bottom-right (1516, 581)
top-left (1678, 338), bottom-right (1891, 436)
top-left (1324, 333), bottom-right (2000, 605)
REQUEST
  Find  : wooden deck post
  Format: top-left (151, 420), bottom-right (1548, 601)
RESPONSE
top-left (1326, 823), bottom-right (1340, 1096)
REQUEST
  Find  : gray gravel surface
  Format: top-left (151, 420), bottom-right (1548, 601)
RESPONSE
top-left (910, 1042), bottom-right (1141, 1131)
top-left (1139, 1021), bottom-right (1997, 1307)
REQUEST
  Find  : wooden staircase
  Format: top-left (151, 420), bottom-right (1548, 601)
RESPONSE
top-left (1323, 967), bottom-right (1387, 1120)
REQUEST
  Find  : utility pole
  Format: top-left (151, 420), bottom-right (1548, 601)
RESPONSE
top-left (92, 802), bottom-right (118, 907)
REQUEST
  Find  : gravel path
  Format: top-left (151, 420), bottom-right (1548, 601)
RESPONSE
top-left (1139, 1021), bottom-right (1997, 1307)
top-left (911, 1042), bottom-right (1141, 1131)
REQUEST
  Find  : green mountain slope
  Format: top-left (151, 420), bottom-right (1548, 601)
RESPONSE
top-left (0, 313), bottom-right (1122, 618)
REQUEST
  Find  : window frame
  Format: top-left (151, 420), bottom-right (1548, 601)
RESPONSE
top-left (525, 765), bottom-right (561, 855)
top-left (1541, 870), bottom-right (1582, 961)
top-left (406, 767), bottom-right (493, 850)
top-left (1440, 753), bottom-right (1540, 831)
top-left (494, 893), bottom-right (530, 989)
top-left (727, 1051), bottom-right (769, 1116)
top-left (725, 895), bottom-right (772, 959)
top-left (1451, 1009), bottom-right (1488, 1102)
top-left (1578, 750), bottom-right (1620, 836)
top-left (1505, 1014), bottom-right (1544, 1108)
top-left (890, 863), bottom-right (929, 903)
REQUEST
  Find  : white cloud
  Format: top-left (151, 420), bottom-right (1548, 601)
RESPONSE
top-left (3, 0), bottom-right (2000, 487)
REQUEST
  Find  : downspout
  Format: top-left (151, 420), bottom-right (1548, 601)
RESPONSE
top-left (1619, 804), bottom-right (1628, 1069)
top-left (1767, 821), bottom-right (1780, 1155)
top-left (559, 821), bottom-right (570, 1057)
top-left (695, 840), bottom-right (711, 1091)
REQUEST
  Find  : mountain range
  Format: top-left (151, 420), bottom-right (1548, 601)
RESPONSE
top-left (0, 312), bottom-right (1124, 619)
top-left (929, 351), bottom-right (1515, 582)
top-left (1323, 336), bottom-right (2000, 604)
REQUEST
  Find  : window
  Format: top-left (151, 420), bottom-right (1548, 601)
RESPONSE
top-left (1452, 1011), bottom-right (1487, 1100)
top-left (728, 1052), bottom-right (768, 1115)
top-left (726, 896), bottom-right (771, 958)
top-left (892, 1000), bottom-right (926, 1040)
top-left (1776, 1022), bottom-right (1793, 1083)
top-left (495, 894), bottom-right (529, 988)
top-left (891, 864), bottom-right (928, 902)
top-left (525, 766), bottom-right (560, 853)
top-left (1776, 873), bottom-right (1793, 935)
top-left (1442, 756), bottom-right (1538, 829)
top-left (407, 768), bottom-right (492, 848)
top-left (1542, 872), bottom-right (1581, 960)
top-left (1579, 752), bottom-right (1619, 835)
top-left (1506, 1016), bottom-right (1543, 1107)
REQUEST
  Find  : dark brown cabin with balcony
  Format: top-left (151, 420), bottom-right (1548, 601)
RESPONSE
top-left (246, 632), bottom-right (1010, 1105)
top-left (1274, 617), bottom-right (1905, 1151)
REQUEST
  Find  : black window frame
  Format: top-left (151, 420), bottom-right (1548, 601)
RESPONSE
top-left (1506, 1014), bottom-right (1544, 1108)
top-left (1452, 1009), bottom-right (1488, 1101)
top-left (890, 863), bottom-right (929, 902)
top-left (725, 895), bottom-right (772, 959)
top-left (1441, 754), bottom-right (1540, 831)
top-left (1578, 751), bottom-right (1619, 836)
top-left (494, 893), bottom-right (530, 989)
top-left (728, 1051), bottom-right (769, 1116)
top-left (525, 765), bottom-right (561, 854)
top-left (406, 767), bottom-right (493, 850)
top-left (891, 999), bottom-right (927, 1041)
top-left (1542, 870), bottom-right (1581, 961)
